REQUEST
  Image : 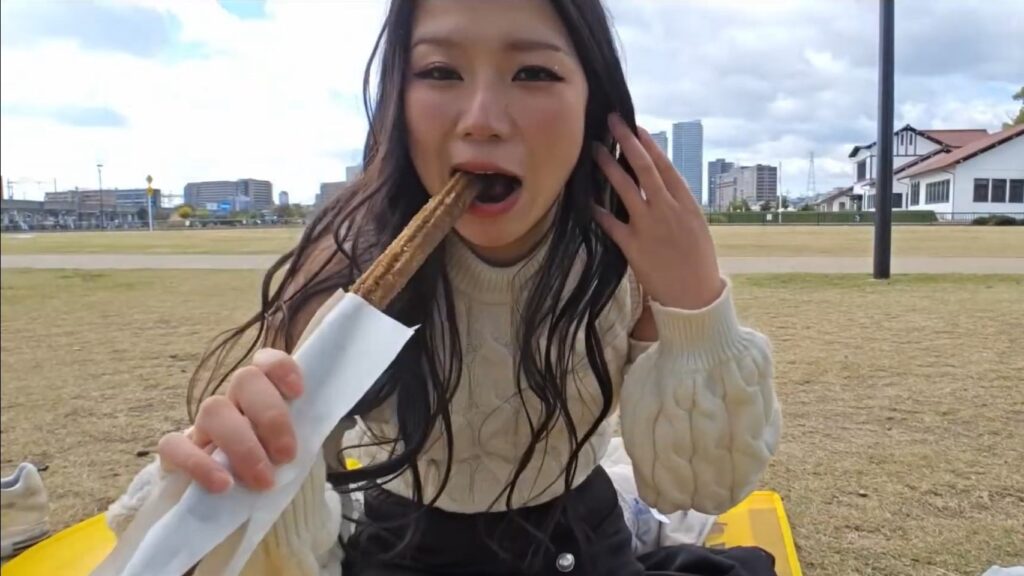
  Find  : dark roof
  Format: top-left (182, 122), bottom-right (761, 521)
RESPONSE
top-left (820, 186), bottom-right (854, 202)
top-left (901, 124), bottom-right (1024, 179)
top-left (848, 124), bottom-right (989, 158)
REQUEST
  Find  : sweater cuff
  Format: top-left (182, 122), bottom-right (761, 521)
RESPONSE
top-left (646, 278), bottom-right (744, 360)
top-left (105, 457), bottom-right (169, 535)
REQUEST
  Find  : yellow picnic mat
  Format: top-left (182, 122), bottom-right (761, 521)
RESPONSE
top-left (2, 486), bottom-right (800, 575)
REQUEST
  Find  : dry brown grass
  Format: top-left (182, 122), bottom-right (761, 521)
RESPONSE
top-left (1, 271), bottom-right (1022, 575)
top-left (708, 225), bottom-right (1024, 258)
top-left (3, 225), bottom-right (1023, 258)
top-left (0, 228), bottom-right (303, 255)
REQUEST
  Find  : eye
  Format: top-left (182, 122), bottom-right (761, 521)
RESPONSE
top-left (512, 65), bottom-right (564, 82)
top-left (413, 65), bottom-right (462, 81)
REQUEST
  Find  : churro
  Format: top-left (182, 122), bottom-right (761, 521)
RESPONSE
top-left (350, 172), bottom-right (477, 309)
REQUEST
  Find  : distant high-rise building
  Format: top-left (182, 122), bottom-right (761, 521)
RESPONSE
top-left (707, 158), bottom-right (735, 211)
top-left (649, 131), bottom-right (669, 156)
top-left (279, 191), bottom-right (290, 206)
top-left (346, 164), bottom-right (363, 182)
top-left (716, 164), bottom-right (778, 208)
top-left (316, 181), bottom-right (348, 211)
top-left (672, 120), bottom-right (703, 204)
top-left (184, 178), bottom-right (274, 211)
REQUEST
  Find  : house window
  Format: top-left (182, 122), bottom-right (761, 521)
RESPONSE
top-left (866, 194), bottom-right (875, 209)
top-left (1010, 180), bottom-right (1024, 203)
top-left (910, 181), bottom-right (920, 206)
top-left (926, 179), bottom-right (951, 204)
top-left (991, 179), bottom-right (1007, 203)
top-left (892, 193), bottom-right (903, 208)
top-left (973, 178), bottom-right (990, 202)
top-left (839, 201), bottom-right (847, 210)
top-left (857, 160), bottom-right (867, 182)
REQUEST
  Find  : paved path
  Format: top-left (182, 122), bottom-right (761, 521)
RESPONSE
top-left (3, 254), bottom-right (1023, 274)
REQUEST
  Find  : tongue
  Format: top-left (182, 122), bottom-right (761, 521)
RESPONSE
top-left (472, 174), bottom-right (519, 204)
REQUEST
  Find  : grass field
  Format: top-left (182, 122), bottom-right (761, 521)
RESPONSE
top-left (2, 270), bottom-right (1022, 575)
top-left (3, 225), bottom-right (1024, 258)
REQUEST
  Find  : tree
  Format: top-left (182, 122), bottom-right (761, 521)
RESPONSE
top-left (1006, 85), bottom-right (1024, 128)
top-left (781, 195), bottom-right (790, 210)
top-left (727, 198), bottom-right (752, 212)
top-left (275, 204), bottom-right (306, 220)
top-left (799, 203), bottom-right (816, 212)
top-left (759, 200), bottom-right (773, 212)
top-left (176, 205), bottom-right (194, 219)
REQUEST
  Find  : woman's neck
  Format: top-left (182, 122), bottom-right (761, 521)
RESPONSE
top-left (461, 203), bottom-right (558, 267)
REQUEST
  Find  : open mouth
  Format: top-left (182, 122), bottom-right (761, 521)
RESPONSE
top-left (452, 170), bottom-right (523, 205)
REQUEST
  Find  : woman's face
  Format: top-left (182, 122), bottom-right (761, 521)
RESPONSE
top-left (405, 0), bottom-right (589, 264)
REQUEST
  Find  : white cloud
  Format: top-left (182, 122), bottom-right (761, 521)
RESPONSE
top-left (1, 0), bottom-right (1021, 204)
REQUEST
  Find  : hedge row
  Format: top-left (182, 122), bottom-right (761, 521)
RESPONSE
top-left (971, 215), bottom-right (1024, 226)
top-left (705, 210), bottom-right (939, 224)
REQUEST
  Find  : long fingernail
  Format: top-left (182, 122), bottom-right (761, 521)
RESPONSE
top-left (213, 470), bottom-right (234, 492)
top-left (255, 461), bottom-right (275, 489)
top-left (275, 438), bottom-right (296, 463)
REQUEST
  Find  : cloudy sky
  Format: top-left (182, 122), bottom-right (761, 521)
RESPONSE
top-left (2, 0), bottom-right (1021, 205)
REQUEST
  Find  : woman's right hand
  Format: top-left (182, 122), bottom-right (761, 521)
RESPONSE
top-left (157, 348), bottom-right (304, 493)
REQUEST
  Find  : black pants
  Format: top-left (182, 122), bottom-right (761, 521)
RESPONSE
top-left (342, 467), bottom-right (776, 576)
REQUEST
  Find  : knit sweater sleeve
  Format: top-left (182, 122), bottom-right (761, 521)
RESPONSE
top-left (105, 451), bottom-right (343, 576)
top-left (618, 277), bottom-right (782, 516)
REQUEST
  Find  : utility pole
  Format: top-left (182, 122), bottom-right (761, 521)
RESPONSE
top-left (776, 161), bottom-right (783, 223)
top-left (146, 175), bottom-right (155, 232)
top-left (97, 163), bottom-right (105, 228)
top-left (874, 0), bottom-right (894, 279)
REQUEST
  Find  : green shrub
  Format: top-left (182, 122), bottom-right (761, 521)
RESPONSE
top-left (702, 210), bottom-right (938, 225)
top-left (990, 215), bottom-right (1017, 226)
top-left (973, 216), bottom-right (992, 225)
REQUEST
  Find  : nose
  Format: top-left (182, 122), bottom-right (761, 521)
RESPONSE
top-left (456, 80), bottom-right (511, 142)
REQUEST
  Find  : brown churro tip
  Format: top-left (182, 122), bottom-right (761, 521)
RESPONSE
top-left (350, 172), bottom-right (477, 309)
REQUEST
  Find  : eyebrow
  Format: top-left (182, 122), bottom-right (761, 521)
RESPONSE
top-left (411, 36), bottom-right (568, 54)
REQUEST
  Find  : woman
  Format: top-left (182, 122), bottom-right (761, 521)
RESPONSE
top-left (107, 1), bottom-right (782, 574)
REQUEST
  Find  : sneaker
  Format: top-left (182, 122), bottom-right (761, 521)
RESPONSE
top-left (0, 463), bottom-right (51, 558)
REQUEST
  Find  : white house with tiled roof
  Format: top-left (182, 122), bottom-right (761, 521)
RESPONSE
top-left (848, 124), bottom-right (990, 211)
top-left (897, 124), bottom-right (1024, 217)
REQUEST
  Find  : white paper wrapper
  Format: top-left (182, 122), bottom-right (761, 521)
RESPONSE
top-left (93, 292), bottom-right (414, 576)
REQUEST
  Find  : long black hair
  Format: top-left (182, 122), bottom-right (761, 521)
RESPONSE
top-left (187, 0), bottom-right (639, 569)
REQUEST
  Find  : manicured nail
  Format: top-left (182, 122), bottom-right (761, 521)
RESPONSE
top-left (275, 438), bottom-right (296, 462)
top-left (213, 470), bottom-right (234, 492)
top-left (255, 461), bottom-right (275, 489)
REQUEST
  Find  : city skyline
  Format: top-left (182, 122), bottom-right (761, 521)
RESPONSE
top-left (2, 1), bottom-right (1020, 204)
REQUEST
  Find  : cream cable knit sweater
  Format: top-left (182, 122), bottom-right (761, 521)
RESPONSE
top-left (106, 237), bottom-right (781, 575)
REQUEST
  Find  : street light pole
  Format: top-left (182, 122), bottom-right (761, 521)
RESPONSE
top-left (146, 175), bottom-right (154, 232)
top-left (873, 0), bottom-right (895, 279)
top-left (97, 163), bottom-right (104, 229)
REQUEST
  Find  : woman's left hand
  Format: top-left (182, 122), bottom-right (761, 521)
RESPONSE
top-left (592, 113), bottom-right (724, 311)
